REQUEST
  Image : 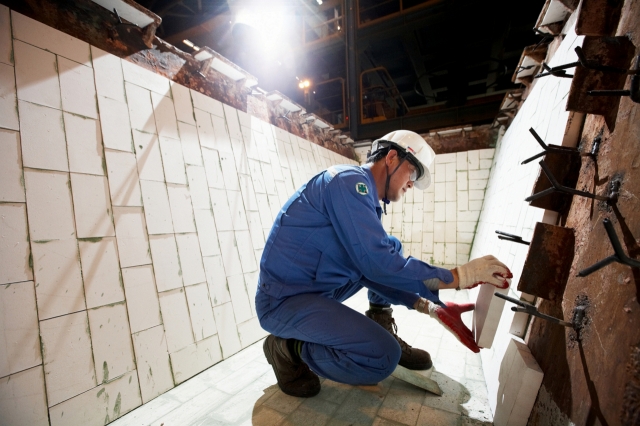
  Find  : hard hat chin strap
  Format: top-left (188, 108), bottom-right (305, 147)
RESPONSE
top-left (382, 156), bottom-right (406, 215)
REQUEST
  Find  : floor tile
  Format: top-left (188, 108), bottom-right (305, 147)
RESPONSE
top-left (152, 92), bottom-right (180, 140)
top-left (19, 100), bottom-right (68, 172)
top-left (160, 135), bottom-right (187, 184)
top-left (185, 282), bottom-right (217, 341)
top-left (121, 265), bottom-right (162, 333)
top-left (98, 96), bottom-right (133, 152)
top-left (133, 129), bottom-right (164, 182)
top-left (64, 113), bottom-right (104, 176)
top-left (13, 40), bottom-right (60, 109)
top-left (104, 149), bottom-right (143, 207)
top-left (149, 234), bottom-right (183, 292)
top-left (131, 325), bottom-right (174, 403)
top-left (0, 63), bottom-right (19, 131)
top-left (416, 405), bottom-right (460, 426)
top-left (0, 280), bottom-right (41, 378)
top-left (91, 46), bottom-right (125, 102)
top-left (32, 239), bottom-right (86, 320)
top-left (78, 237), bottom-right (125, 309)
top-left (377, 378), bottom-right (427, 425)
top-left (0, 203), bottom-right (32, 285)
top-left (113, 206), bottom-right (152, 268)
top-left (58, 56), bottom-right (97, 118)
top-left (70, 173), bottom-right (115, 238)
top-left (175, 232), bottom-right (206, 285)
top-left (11, 11), bottom-right (90, 65)
top-left (140, 180), bottom-right (174, 234)
top-left (167, 184), bottom-right (196, 233)
top-left (158, 288), bottom-right (195, 353)
top-left (40, 311), bottom-right (96, 406)
top-left (0, 366), bottom-right (49, 426)
top-left (171, 82), bottom-right (195, 125)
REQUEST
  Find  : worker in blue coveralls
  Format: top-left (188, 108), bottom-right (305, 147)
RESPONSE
top-left (256, 130), bottom-right (512, 397)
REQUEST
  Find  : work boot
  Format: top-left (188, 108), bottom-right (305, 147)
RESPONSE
top-left (263, 334), bottom-right (321, 397)
top-left (365, 307), bottom-right (433, 370)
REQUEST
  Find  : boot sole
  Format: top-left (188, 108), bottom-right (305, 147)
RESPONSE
top-left (263, 337), bottom-right (321, 398)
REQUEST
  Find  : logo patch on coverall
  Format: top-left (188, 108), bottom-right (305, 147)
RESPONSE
top-left (356, 182), bottom-right (369, 195)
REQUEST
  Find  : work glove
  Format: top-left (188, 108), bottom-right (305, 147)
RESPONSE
top-left (456, 255), bottom-right (512, 290)
top-left (415, 299), bottom-right (479, 353)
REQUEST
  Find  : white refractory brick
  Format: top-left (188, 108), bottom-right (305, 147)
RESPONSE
top-left (178, 121), bottom-right (203, 166)
top-left (48, 370), bottom-right (141, 426)
top-left (203, 255), bottom-right (230, 306)
top-left (223, 103), bottom-right (242, 140)
top-left (434, 182), bottom-right (445, 202)
top-left (170, 334), bottom-right (222, 385)
top-left (445, 181), bottom-right (456, 202)
top-left (445, 201), bottom-right (456, 220)
top-left (433, 242), bottom-right (445, 264)
top-left (457, 171), bottom-right (468, 191)
top-left (194, 108), bottom-right (215, 149)
top-left (469, 200), bottom-right (484, 211)
top-left (160, 136), bottom-right (187, 184)
top-left (435, 152), bottom-right (456, 163)
top-left (445, 162), bottom-right (456, 182)
top-left (211, 114), bottom-right (233, 153)
top-left (32, 239), bottom-right (86, 320)
top-left (210, 188), bottom-right (233, 232)
top-left (245, 270), bottom-right (258, 314)
top-left (152, 92), bottom-right (180, 140)
top-left (456, 151), bottom-right (468, 170)
top-left (445, 221), bottom-right (456, 243)
top-left (58, 56), bottom-right (97, 119)
top-left (149, 234), bottom-right (183, 292)
top-left (469, 178), bottom-right (488, 190)
top-left (218, 231), bottom-right (243, 277)
top-left (191, 89), bottom-right (224, 117)
top-left (12, 11), bottom-right (90, 65)
top-left (434, 202), bottom-right (445, 222)
top-left (434, 222), bottom-right (445, 243)
top-left (235, 230), bottom-right (257, 273)
top-left (457, 190), bottom-right (469, 211)
top-left (193, 208), bottom-right (221, 256)
top-left (131, 325), bottom-right (174, 403)
top-left (104, 149), bottom-right (142, 207)
top-left (133, 130), bottom-right (164, 182)
top-left (64, 113), bottom-right (104, 176)
top-left (0, 204), bottom-right (31, 285)
top-left (185, 282), bottom-right (217, 341)
top-left (219, 151), bottom-right (239, 191)
top-left (98, 96), bottom-right (133, 152)
top-left (457, 232), bottom-right (474, 244)
top-left (480, 158), bottom-right (493, 170)
top-left (202, 147), bottom-right (225, 189)
top-left (113, 206), bottom-right (151, 267)
top-left (467, 150), bottom-right (479, 170)
top-left (186, 165), bottom-right (211, 209)
top-left (140, 180), bottom-right (174, 235)
top-left (457, 221), bottom-right (477, 233)
top-left (213, 302), bottom-right (242, 358)
top-left (0, 281), bottom-right (41, 377)
top-left (91, 46), bottom-right (125, 102)
top-left (469, 169), bottom-right (490, 180)
top-left (0, 366), bottom-right (49, 426)
top-left (19, 101), bottom-right (68, 172)
top-left (167, 184), bottom-right (196, 233)
top-left (423, 212), bottom-right (434, 232)
top-left (88, 302), bottom-right (135, 384)
top-left (158, 288), bottom-right (195, 353)
top-left (268, 194), bottom-right (281, 223)
top-left (494, 338), bottom-right (544, 426)
top-left (0, 6), bottom-right (11, 65)
top-left (121, 59), bottom-right (170, 95)
top-left (0, 131), bottom-right (25, 202)
top-left (13, 40), bottom-right (60, 109)
top-left (473, 283), bottom-right (509, 349)
top-left (434, 163), bottom-right (447, 181)
top-left (458, 210), bottom-right (480, 222)
top-left (228, 274), bottom-right (253, 324)
top-left (422, 231), bottom-right (433, 252)
top-left (469, 189), bottom-right (485, 201)
top-left (126, 82), bottom-right (156, 134)
top-left (78, 237), bottom-right (125, 309)
top-left (70, 173), bottom-right (115, 238)
top-left (121, 265), bottom-right (162, 333)
top-left (238, 174), bottom-right (259, 212)
top-left (457, 243), bottom-right (471, 255)
top-left (444, 242), bottom-right (456, 264)
top-left (171, 82), bottom-right (195, 125)
top-left (175, 233), bottom-right (206, 286)
top-left (40, 311), bottom-right (95, 406)
top-left (0, 63), bottom-right (20, 131)
top-left (228, 189), bottom-right (248, 230)
top-left (238, 317), bottom-right (268, 348)
top-left (24, 169), bottom-right (76, 240)
top-left (479, 148), bottom-right (495, 159)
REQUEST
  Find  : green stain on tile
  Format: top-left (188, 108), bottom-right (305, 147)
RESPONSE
top-left (148, 367), bottom-right (153, 377)
top-left (97, 388), bottom-right (105, 398)
top-left (129, 375), bottom-right (132, 384)
top-left (19, 173), bottom-right (24, 189)
top-left (113, 392), bottom-right (122, 418)
top-left (101, 155), bottom-right (108, 176)
top-left (33, 239), bottom-right (53, 244)
top-left (28, 252), bottom-right (33, 271)
top-left (79, 237), bottom-right (103, 243)
top-left (103, 361), bottom-right (109, 382)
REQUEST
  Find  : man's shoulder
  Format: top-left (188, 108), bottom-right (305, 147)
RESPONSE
top-left (324, 165), bottom-right (375, 198)
top-left (325, 164), bottom-right (367, 180)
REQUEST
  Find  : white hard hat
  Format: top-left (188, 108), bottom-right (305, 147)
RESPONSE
top-left (371, 130), bottom-right (436, 190)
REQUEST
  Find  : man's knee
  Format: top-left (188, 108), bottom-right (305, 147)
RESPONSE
top-left (353, 332), bottom-right (401, 384)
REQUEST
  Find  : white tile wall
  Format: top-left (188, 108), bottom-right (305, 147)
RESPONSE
top-left (152, 92), bottom-right (180, 140)
top-left (98, 96), bottom-right (133, 152)
top-left (105, 149), bottom-right (143, 207)
top-left (149, 234), bottom-right (184, 292)
top-left (0, 366), bottom-right (49, 425)
top-left (0, 203), bottom-right (32, 285)
top-left (19, 101), bottom-right (68, 172)
top-left (131, 325), bottom-right (174, 403)
top-left (213, 302), bottom-right (242, 359)
top-left (185, 282), bottom-right (217, 341)
top-left (0, 63), bottom-right (19, 131)
top-left (171, 82), bottom-right (195, 125)
top-left (78, 237), bottom-right (125, 309)
top-left (158, 288), bottom-right (195, 353)
top-left (58, 56), bottom-right (97, 118)
top-left (167, 184), bottom-right (196, 233)
top-left (193, 208), bottom-right (221, 257)
top-left (70, 173), bottom-right (115, 238)
top-left (121, 265), bottom-right (162, 333)
top-left (64, 113), bottom-right (104, 176)
top-left (113, 207), bottom-right (151, 267)
top-left (121, 59), bottom-right (170, 95)
top-left (91, 46), bottom-right (125, 102)
top-left (140, 180), bottom-right (174, 234)
top-left (160, 136), bottom-right (187, 184)
top-left (133, 130), bottom-right (164, 181)
top-left (203, 255), bottom-right (230, 306)
top-left (175, 233), bottom-right (207, 286)
top-left (13, 41), bottom-right (60, 109)
top-left (169, 334), bottom-right (222, 385)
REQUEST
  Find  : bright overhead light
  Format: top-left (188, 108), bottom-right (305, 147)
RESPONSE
top-left (304, 80), bottom-right (310, 88)
top-left (317, 0), bottom-right (323, 4)
top-left (298, 82), bottom-right (305, 89)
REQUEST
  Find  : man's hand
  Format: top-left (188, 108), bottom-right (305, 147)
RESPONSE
top-left (456, 255), bottom-right (512, 290)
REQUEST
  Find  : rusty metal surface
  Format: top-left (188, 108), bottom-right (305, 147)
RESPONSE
top-left (528, 150), bottom-right (582, 213)
top-left (419, 125), bottom-right (498, 154)
top-left (518, 222), bottom-right (575, 300)
top-left (576, 0), bottom-right (624, 36)
top-left (566, 36), bottom-right (636, 130)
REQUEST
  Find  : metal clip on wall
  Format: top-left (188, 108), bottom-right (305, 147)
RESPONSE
top-left (587, 56), bottom-right (640, 104)
top-left (494, 293), bottom-right (574, 328)
top-left (495, 230), bottom-right (530, 246)
top-left (577, 218), bottom-right (640, 277)
top-left (534, 46), bottom-right (634, 79)
top-left (525, 160), bottom-right (614, 203)
top-left (521, 128), bottom-right (580, 165)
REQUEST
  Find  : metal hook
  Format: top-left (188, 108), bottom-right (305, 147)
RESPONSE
top-left (495, 230), bottom-right (530, 245)
top-left (577, 218), bottom-right (640, 277)
top-left (521, 128), bottom-right (581, 165)
top-left (525, 160), bottom-right (612, 203)
top-left (587, 56), bottom-right (640, 104)
top-left (494, 292), bottom-right (574, 328)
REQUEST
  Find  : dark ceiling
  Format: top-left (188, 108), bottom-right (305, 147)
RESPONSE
top-left (137, 0), bottom-right (545, 140)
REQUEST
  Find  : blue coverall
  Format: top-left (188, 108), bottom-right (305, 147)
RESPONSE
top-left (256, 164), bottom-right (454, 385)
